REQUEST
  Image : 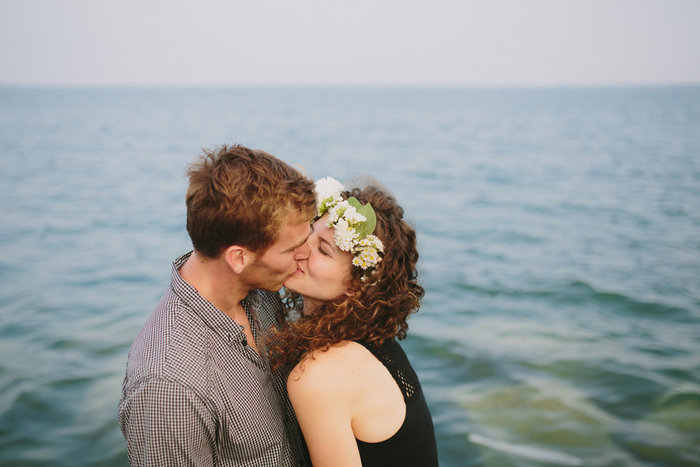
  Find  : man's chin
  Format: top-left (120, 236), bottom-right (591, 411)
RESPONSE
top-left (259, 283), bottom-right (284, 293)
top-left (281, 271), bottom-right (300, 289)
top-left (256, 271), bottom-right (298, 293)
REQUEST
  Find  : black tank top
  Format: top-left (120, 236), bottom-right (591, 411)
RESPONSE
top-left (355, 339), bottom-right (439, 467)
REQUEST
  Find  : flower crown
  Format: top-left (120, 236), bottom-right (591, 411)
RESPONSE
top-left (315, 177), bottom-right (384, 278)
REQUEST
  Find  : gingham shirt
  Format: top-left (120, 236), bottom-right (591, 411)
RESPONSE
top-left (119, 252), bottom-right (308, 467)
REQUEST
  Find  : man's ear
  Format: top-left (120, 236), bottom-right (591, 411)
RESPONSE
top-left (223, 245), bottom-right (256, 275)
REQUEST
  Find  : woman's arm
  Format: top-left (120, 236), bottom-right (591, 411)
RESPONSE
top-left (287, 347), bottom-right (363, 467)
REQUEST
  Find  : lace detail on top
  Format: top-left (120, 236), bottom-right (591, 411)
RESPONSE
top-left (356, 339), bottom-right (422, 404)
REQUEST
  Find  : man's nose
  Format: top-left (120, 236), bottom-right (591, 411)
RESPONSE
top-left (294, 240), bottom-right (310, 260)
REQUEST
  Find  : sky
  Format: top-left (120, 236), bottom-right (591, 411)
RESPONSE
top-left (1, 0), bottom-right (699, 88)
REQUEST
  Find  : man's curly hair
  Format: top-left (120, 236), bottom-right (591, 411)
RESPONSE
top-left (268, 183), bottom-right (424, 369)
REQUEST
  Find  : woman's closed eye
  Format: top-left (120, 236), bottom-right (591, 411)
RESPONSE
top-left (308, 236), bottom-right (329, 257)
top-left (312, 237), bottom-right (330, 257)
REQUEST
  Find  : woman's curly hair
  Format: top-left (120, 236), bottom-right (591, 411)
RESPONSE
top-left (268, 183), bottom-right (424, 370)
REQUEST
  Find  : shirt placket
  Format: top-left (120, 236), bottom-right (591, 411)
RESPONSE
top-left (240, 300), bottom-right (270, 371)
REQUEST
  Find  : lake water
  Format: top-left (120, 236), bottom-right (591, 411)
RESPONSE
top-left (0, 87), bottom-right (699, 466)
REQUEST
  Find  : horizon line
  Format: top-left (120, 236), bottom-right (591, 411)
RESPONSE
top-left (2, 82), bottom-right (699, 90)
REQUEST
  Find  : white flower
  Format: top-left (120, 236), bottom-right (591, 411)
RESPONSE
top-left (326, 202), bottom-right (345, 225)
top-left (356, 249), bottom-right (381, 269)
top-left (344, 207), bottom-right (367, 226)
top-left (337, 204), bottom-right (367, 226)
top-left (319, 195), bottom-right (342, 218)
top-left (333, 218), bottom-right (359, 252)
top-left (315, 178), bottom-right (345, 217)
top-left (315, 177), bottom-right (344, 200)
top-left (371, 236), bottom-right (384, 253)
top-left (358, 236), bottom-right (384, 254)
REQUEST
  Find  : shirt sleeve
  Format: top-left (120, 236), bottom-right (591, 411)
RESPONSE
top-left (119, 377), bottom-right (217, 466)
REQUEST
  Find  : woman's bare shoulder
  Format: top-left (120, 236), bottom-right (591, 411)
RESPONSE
top-left (287, 341), bottom-right (368, 393)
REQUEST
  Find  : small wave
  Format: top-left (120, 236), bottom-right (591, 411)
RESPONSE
top-left (564, 281), bottom-right (692, 320)
top-left (452, 280), bottom-right (693, 321)
top-left (468, 433), bottom-right (583, 465)
top-left (657, 387), bottom-right (700, 411)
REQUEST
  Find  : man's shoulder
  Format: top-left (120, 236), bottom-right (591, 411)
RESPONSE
top-left (124, 289), bottom-right (211, 390)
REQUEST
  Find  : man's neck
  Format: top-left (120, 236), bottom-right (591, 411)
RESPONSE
top-left (179, 250), bottom-right (250, 319)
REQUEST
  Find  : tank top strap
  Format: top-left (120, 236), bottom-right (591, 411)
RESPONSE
top-left (356, 339), bottom-right (422, 403)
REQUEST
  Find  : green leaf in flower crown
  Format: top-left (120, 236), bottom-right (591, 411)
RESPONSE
top-left (347, 197), bottom-right (377, 238)
top-left (347, 197), bottom-right (363, 211)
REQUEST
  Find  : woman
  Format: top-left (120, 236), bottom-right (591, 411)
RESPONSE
top-left (270, 178), bottom-right (439, 467)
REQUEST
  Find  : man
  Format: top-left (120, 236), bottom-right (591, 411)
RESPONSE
top-left (119, 144), bottom-right (316, 466)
